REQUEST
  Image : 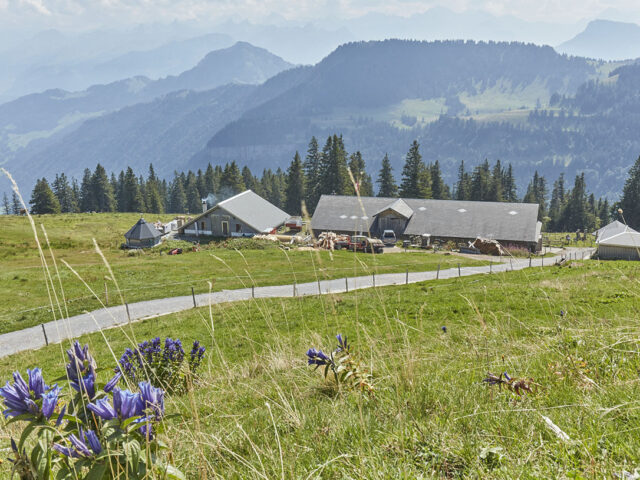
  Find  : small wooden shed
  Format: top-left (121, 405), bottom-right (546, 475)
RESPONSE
top-left (124, 218), bottom-right (162, 248)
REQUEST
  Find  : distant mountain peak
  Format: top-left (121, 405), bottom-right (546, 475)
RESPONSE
top-left (557, 19), bottom-right (640, 60)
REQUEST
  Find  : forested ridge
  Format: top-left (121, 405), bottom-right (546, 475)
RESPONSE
top-left (10, 136), bottom-right (640, 234)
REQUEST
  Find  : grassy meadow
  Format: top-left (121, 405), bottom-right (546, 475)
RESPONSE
top-left (2, 255), bottom-right (640, 477)
top-left (0, 213), bottom-right (487, 334)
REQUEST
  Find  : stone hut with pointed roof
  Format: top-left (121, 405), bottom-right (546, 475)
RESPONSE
top-left (311, 194), bottom-right (542, 251)
top-left (124, 218), bottom-right (163, 248)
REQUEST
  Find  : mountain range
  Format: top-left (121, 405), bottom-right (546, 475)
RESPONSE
top-left (2, 38), bottom-right (640, 200)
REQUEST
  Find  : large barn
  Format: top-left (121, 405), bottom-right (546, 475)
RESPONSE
top-left (178, 190), bottom-right (289, 238)
top-left (311, 195), bottom-right (542, 251)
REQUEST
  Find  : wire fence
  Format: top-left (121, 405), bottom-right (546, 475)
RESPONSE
top-left (1, 258), bottom-right (489, 322)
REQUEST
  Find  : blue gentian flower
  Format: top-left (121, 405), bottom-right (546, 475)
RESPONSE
top-left (53, 428), bottom-right (102, 458)
top-left (112, 388), bottom-right (144, 419)
top-left (306, 348), bottom-right (330, 366)
top-left (441, 326), bottom-right (447, 333)
top-left (66, 341), bottom-right (97, 399)
top-left (503, 372), bottom-right (511, 382)
top-left (87, 397), bottom-right (117, 421)
top-left (336, 334), bottom-right (349, 352)
top-left (41, 387), bottom-right (62, 419)
top-left (55, 405), bottom-right (66, 427)
top-left (0, 369), bottom-right (60, 419)
top-left (139, 382), bottom-right (164, 418)
top-left (104, 371), bottom-right (122, 393)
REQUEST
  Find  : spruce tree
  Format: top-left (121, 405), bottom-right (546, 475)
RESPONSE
top-left (455, 160), bottom-right (471, 200)
top-left (347, 151), bottom-right (373, 196)
top-left (185, 171), bottom-right (202, 214)
top-left (52, 173), bottom-right (78, 213)
top-left (400, 140), bottom-right (429, 198)
top-left (377, 154), bottom-right (398, 197)
top-left (29, 178), bottom-right (61, 214)
top-left (318, 135), bottom-right (349, 197)
top-left (488, 160), bottom-right (503, 202)
top-left (204, 164), bottom-right (217, 197)
top-left (120, 167), bottom-right (144, 212)
top-left (548, 173), bottom-right (566, 231)
top-left (11, 192), bottom-right (21, 215)
top-left (221, 161), bottom-right (245, 194)
top-left (79, 168), bottom-right (95, 212)
top-left (285, 152), bottom-right (305, 215)
top-left (146, 164), bottom-right (164, 214)
top-left (242, 166), bottom-right (259, 193)
top-left (303, 137), bottom-right (322, 211)
top-left (430, 160), bottom-right (446, 199)
top-left (168, 174), bottom-right (187, 213)
top-left (2, 192), bottom-right (10, 215)
top-left (470, 160), bottom-right (491, 201)
top-left (502, 163), bottom-right (517, 202)
top-left (91, 164), bottom-right (116, 212)
top-left (620, 155), bottom-right (640, 229)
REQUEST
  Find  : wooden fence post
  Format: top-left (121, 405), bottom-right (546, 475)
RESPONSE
top-left (406, 268), bottom-right (409, 285)
top-left (345, 278), bottom-right (348, 292)
top-left (437, 264), bottom-right (440, 280)
top-left (372, 273), bottom-right (376, 287)
top-left (125, 303), bottom-right (131, 323)
top-left (252, 286), bottom-right (255, 298)
top-left (191, 287), bottom-right (196, 308)
top-left (317, 279), bottom-right (321, 294)
top-left (458, 263), bottom-right (461, 277)
top-left (41, 324), bottom-right (49, 346)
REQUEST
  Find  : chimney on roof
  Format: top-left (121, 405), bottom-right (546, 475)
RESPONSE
top-left (201, 199), bottom-right (207, 213)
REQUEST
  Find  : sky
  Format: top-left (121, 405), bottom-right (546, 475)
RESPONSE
top-left (2, 0), bottom-right (640, 31)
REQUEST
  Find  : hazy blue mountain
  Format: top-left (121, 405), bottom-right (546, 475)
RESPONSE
top-left (0, 42), bottom-right (293, 174)
top-left (3, 63), bottom-right (308, 188)
top-left (557, 20), bottom-right (640, 60)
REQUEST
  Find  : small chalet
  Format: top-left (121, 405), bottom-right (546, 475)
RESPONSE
top-left (178, 190), bottom-right (289, 238)
top-left (124, 218), bottom-right (163, 248)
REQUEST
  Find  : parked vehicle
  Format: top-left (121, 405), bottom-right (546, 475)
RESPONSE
top-left (348, 235), bottom-right (385, 254)
top-left (381, 230), bottom-right (397, 246)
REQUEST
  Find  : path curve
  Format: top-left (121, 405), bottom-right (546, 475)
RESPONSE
top-left (0, 248), bottom-right (593, 358)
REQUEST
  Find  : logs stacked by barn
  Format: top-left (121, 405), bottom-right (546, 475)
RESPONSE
top-left (471, 237), bottom-right (507, 256)
top-left (315, 232), bottom-right (349, 250)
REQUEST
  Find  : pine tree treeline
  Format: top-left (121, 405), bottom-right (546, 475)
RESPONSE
top-left (10, 135), bottom-right (624, 233)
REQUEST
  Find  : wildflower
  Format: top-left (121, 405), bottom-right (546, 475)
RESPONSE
top-left (306, 348), bottom-right (330, 366)
top-left (66, 341), bottom-right (97, 399)
top-left (53, 428), bottom-right (102, 458)
top-left (112, 388), bottom-right (144, 420)
top-left (336, 334), bottom-right (348, 352)
top-left (503, 372), bottom-right (512, 382)
top-left (189, 341), bottom-right (206, 368)
top-left (139, 382), bottom-right (164, 419)
top-left (87, 397), bottom-right (117, 421)
top-left (441, 326), bottom-right (447, 333)
top-left (55, 405), bottom-right (66, 427)
top-left (104, 371), bottom-right (122, 393)
top-left (560, 310), bottom-right (565, 317)
top-left (0, 369), bottom-right (60, 420)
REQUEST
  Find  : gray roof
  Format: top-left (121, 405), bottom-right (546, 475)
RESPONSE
top-left (594, 220), bottom-right (637, 242)
top-left (124, 218), bottom-right (162, 240)
top-left (374, 198), bottom-right (414, 219)
top-left (182, 190), bottom-right (289, 233)
top-left (598, 230), bottom-right (640, 248)
top-left (311, 195), bottom-right (540, 243)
